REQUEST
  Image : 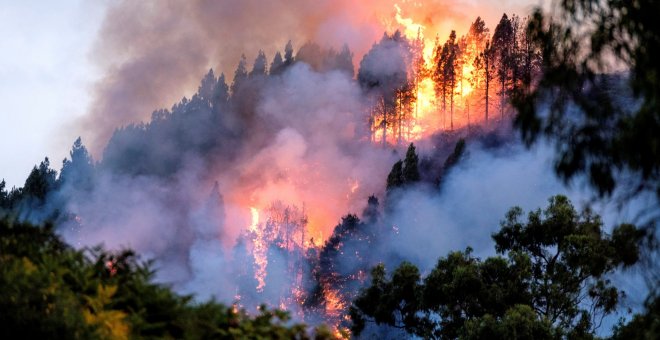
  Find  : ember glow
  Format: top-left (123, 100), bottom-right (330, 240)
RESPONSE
top-left (248, 207), bottom-right (267, 292)
top-left (55, 0), bottom-right (538, 336)
top-left (367, 4), bottom-right (496, 145)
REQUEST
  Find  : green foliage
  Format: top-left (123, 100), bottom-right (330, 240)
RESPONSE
top-left (512, 0), bottom-right (660, 201)
top-left (350, 195), bottom-right (642, 339)
top-left (611, 294), bottom-right (660, 340)
top-left (350, 262), bottom-right (428, 337)
top-left (511, 4), bottom-right (659, 336)
top-left (0, 179), bottom-right (15, 212)
top-left (0, 219), bottom-right (100, 339)
top-left (0, 157), bottom-right (61, 218)
top-left (463, 305), bottom-right (556, 340)
top-left (0, 217), bottom-right (314, 339)
top-left (23, 157), bottom-right (57, 203)
top-left (492, 195), bottom-right (643, 331)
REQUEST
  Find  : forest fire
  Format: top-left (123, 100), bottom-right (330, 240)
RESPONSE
top-left (248, 207), bottom-right (267, 292)
top-left (365, 4), bottom-right (537, 143)
top-left (9, 0), bottom-right (654, 338)
top-left (26, 1), bottom-right (542, 338)
top-left (223, 4), bottom-right (541, 335)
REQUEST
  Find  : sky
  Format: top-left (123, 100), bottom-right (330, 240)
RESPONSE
top-left (0, 1), bottom-right (105, 188)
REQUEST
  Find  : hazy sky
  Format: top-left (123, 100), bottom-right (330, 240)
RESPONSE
top-left (0, 1), bottom-right (105, 188)
top-left (0, 0), bottom-right (538, 189)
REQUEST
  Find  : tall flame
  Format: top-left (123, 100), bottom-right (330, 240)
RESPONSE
top-left (233, 2), bottom-right (502, 332)
top-left (248, 207), bottom-right (267, 292)
top-left (394, 4), bottom-right (424, 41)
top-left (370, 4), bottom-right (490, 142)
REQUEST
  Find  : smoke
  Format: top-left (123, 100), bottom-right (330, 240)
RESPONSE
top-left (52, 0), bottom-right (593, 324)
top-left (62, 61), bottom-right (394, 305)
top-left (382, 136), bottom-right (656, 275)
top-left (81, 0), bottom-right (530, 154)
top-left (383, 141), bottom-right (570, 272)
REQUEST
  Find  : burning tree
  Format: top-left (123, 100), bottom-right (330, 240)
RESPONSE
top-left (358, 31), bottom-right (416, 146)
top-left (304, 196), bottom-right (384, 335)
top-left (357, 12), bottom-right (542, 142)
top-left (235, 202), bottom-right (310, 314)
top-left (433, 30), bottom-right (460, 130)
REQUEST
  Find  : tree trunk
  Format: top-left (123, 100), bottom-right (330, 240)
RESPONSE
top-left (382, 97), bottom-right (387, 147)
top-left (485, 67), bottom-right (489, 125)
top-left (450, 79), bottom-right (454, 130)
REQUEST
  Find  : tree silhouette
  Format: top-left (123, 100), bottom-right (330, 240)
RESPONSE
top-left (59, 137), bottom-right (94, 192)
top-left (270, 51), bottom-right (284, 75)
top-left (249, 50), bottom-right (268, 77)
top-left (402, 143), bottom-right (421, 183)
top-left (351, 196), bottom-right (643, 338)
top-left (512, 0), bottom-right (660, 207)
top-left (230, 54), bottom-right (248, 96)
top-left (492, 14), bottom-right (514, 120)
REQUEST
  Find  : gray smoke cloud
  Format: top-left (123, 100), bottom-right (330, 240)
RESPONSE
top-left (82, 0), bottom-right (382, 153)
top-left (63, 62), bottom-right (396, 305)
top-left (80, 0), bottom-right (531, 154)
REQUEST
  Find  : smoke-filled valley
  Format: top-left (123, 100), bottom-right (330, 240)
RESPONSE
top-left (2, 1), bottom-right (658, 339)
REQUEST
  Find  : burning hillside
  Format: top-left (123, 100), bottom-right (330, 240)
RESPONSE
top-left (6, 1), bottom-right (541, 337)
top-left (3, 0), bottom-right (658, 338)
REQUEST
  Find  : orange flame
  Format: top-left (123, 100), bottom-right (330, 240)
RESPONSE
top-left (248, 207), bottom-right (267, 292)
top-left (369, 3), bottom-right (489, 143)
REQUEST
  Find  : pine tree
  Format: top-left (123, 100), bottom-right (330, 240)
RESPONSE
top-left (434, 41), bottom-right (449, 116)
top-left (231, 54), bottom-right (248, 96)
top-left (402, 143), bottom-right (420, 183)
top-left (362, 195), bottom-right (380, 225)
top-left (23, 158), bottom-right (57, 202)
top-left (336, 44), bottom-right (354, 77)
top-left (211, 73), bottom-right (229, 114)
top-left (466, 17), bottom-right (490, 124)
top-left (250, 50), bottom-right (268, 77)
top-left (284, 40), bottom-right (294, 67)
top-left (475, 41), bottom-right (494, 124)
top-left (386, 160), bottom-right (404, 191)
top-left (198, 69), bottom-right (216, 104)
top-left (492, 14), bottom-right (514, 120)
top-left (270, 51), bottom-right (284, 75)
top-left (60, 137), bottom-right (94, 192)
top-left (443, 31), bottom-right (459, 130)
top-left (0, 179), bottom-right (7, 209)
top-left (516, 16), bottom-right (540, 92)
top-left (468, 17), bottom-right (490, 52)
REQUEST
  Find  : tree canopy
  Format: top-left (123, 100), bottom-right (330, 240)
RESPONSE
top-left (350, 195), bottom-right (643, 339)
top-left (0, 216), bottom-right (331, 339)
top-left (512, 0), bottom-right (660, 206)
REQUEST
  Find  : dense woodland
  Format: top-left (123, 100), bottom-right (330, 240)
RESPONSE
top-left (2, 1), bottom-right (659, 339)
